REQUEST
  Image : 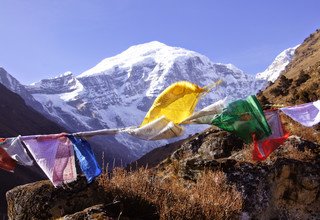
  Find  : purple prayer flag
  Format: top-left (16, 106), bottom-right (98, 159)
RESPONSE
top-left (280, 100), bottom-right (320, 127)
top-left (23, 134), bottom-right (77, 187)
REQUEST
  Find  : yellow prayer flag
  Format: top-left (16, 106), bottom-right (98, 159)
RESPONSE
top-left (141, 81), bottom-right (206, 126)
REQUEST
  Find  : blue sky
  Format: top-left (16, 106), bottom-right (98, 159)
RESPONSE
top-left (0, 0), bottom-right (319, 84)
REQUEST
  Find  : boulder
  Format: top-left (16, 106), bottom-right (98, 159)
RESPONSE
top-left (6, 176), bottom-right (106, 219)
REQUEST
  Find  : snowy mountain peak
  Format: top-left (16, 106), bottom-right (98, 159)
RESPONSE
top-left (256, 45), bottom-right (299, 82)
top-left (56, 71), bottom-right (73, 78)
top-left (0, 67), bottom-right (22, 91)
top-left (125, 41), bottom-right (167, 52)
top-left (224, 64), bottom-right (244, 74)
top-left (78, 41), bottom-right (209, 79)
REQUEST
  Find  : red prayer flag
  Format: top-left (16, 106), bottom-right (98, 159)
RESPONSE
top-left (252, 110), bottom-right (289, 161)
top-left (0, 140), bottom-right (17, 172)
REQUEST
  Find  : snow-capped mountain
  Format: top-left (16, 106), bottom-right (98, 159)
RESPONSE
top-left (256, 45), bottom-right (299, 83)
top-left (0, 67), bottom-right (48, 115)
top-left (26, 41), bottom-right (263, 158)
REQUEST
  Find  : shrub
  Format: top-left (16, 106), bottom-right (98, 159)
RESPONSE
top-left (258, 95), bottom-right (271, 110)
top-left (295, 70), bottom-right (310, 86)
top-left (310, 82), bottom-right (319, 90)
top-left (270, 75), bottom-right (293, 96)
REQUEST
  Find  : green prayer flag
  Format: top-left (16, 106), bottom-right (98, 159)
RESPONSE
top-left (211, 95), bottom-right (271, 143)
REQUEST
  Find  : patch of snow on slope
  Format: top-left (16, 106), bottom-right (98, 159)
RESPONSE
top-left (60, 78), bottom-right (84, 101)
top-left (32, 93), bottom-right (93, 130)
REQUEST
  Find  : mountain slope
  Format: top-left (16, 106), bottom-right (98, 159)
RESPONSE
top-left (26, 41), bottom-right (263, 158)
top-left (258, 29), bottom-right (320, 143)
top-left (0, 83), bottom-right (65, 216)
top-left (0, 67), bottom-right (50, 117)
top-left (260, 29), bottom-right (320, 105)
top-left (0, 83), bottom-right (64, 137)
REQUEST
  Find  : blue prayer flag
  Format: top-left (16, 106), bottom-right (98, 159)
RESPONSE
top-left (68, 136), bottom-right (102, 183)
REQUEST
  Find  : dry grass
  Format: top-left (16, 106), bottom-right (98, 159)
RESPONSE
top-left (98, 168), bottom-right (243, 219)
top-left (269, 136), bottom-right (318, 162)
top-left (281, 115), bottom-right (320, 144)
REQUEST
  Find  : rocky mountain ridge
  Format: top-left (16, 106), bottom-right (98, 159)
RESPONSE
top-left (0, 67), bottom-right (48, 116)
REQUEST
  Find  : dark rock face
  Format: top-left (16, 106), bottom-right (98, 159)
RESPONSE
top-left (63, 204), bottom-right (113, 220)
top-left (6, 177), bottom-right (106, 220)
top-left (224, 159), bottom-right (320, 219)
top-left (6, 176), bottom-right (159, 220)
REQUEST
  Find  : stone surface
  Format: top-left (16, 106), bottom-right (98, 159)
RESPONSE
top-left (6, 175), bottom-right (159, 220)
top-left (63, 204), bottom-right (115, 220)
top-left (6, 176), bottom-right (106, 220)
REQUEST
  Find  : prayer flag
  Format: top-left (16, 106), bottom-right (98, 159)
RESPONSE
top-left (211, 95), bottom-right (271, 143)
top-left (23, 134), bottom-right (77, 186)
top-left (181, 98), bottom-right (227, 124)
top-left (126, 116), bottom-right (184, 140)
top-left (253, 110), bottom-right (289, 161)
top-left (0, 143), bottom-right (17, 172)
top-left (68, 136), bottom-right (102, 183)
top-left (280, 100), bottom-right (320, 127)
top-left (0, 136), bottom-right (33, 166)
top-left (141, 81), bottom-right (206, 126)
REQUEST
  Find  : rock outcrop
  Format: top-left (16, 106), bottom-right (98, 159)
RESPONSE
top-left (6, 175), bottom-right (158, 219)
top-left (158, 127), bottom-right (320, 219)
top-left (6, 177), bottom-right (107, 219)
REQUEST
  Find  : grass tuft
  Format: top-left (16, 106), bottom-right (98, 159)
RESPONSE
top-left (98, 167), bottom-right (243, 219)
